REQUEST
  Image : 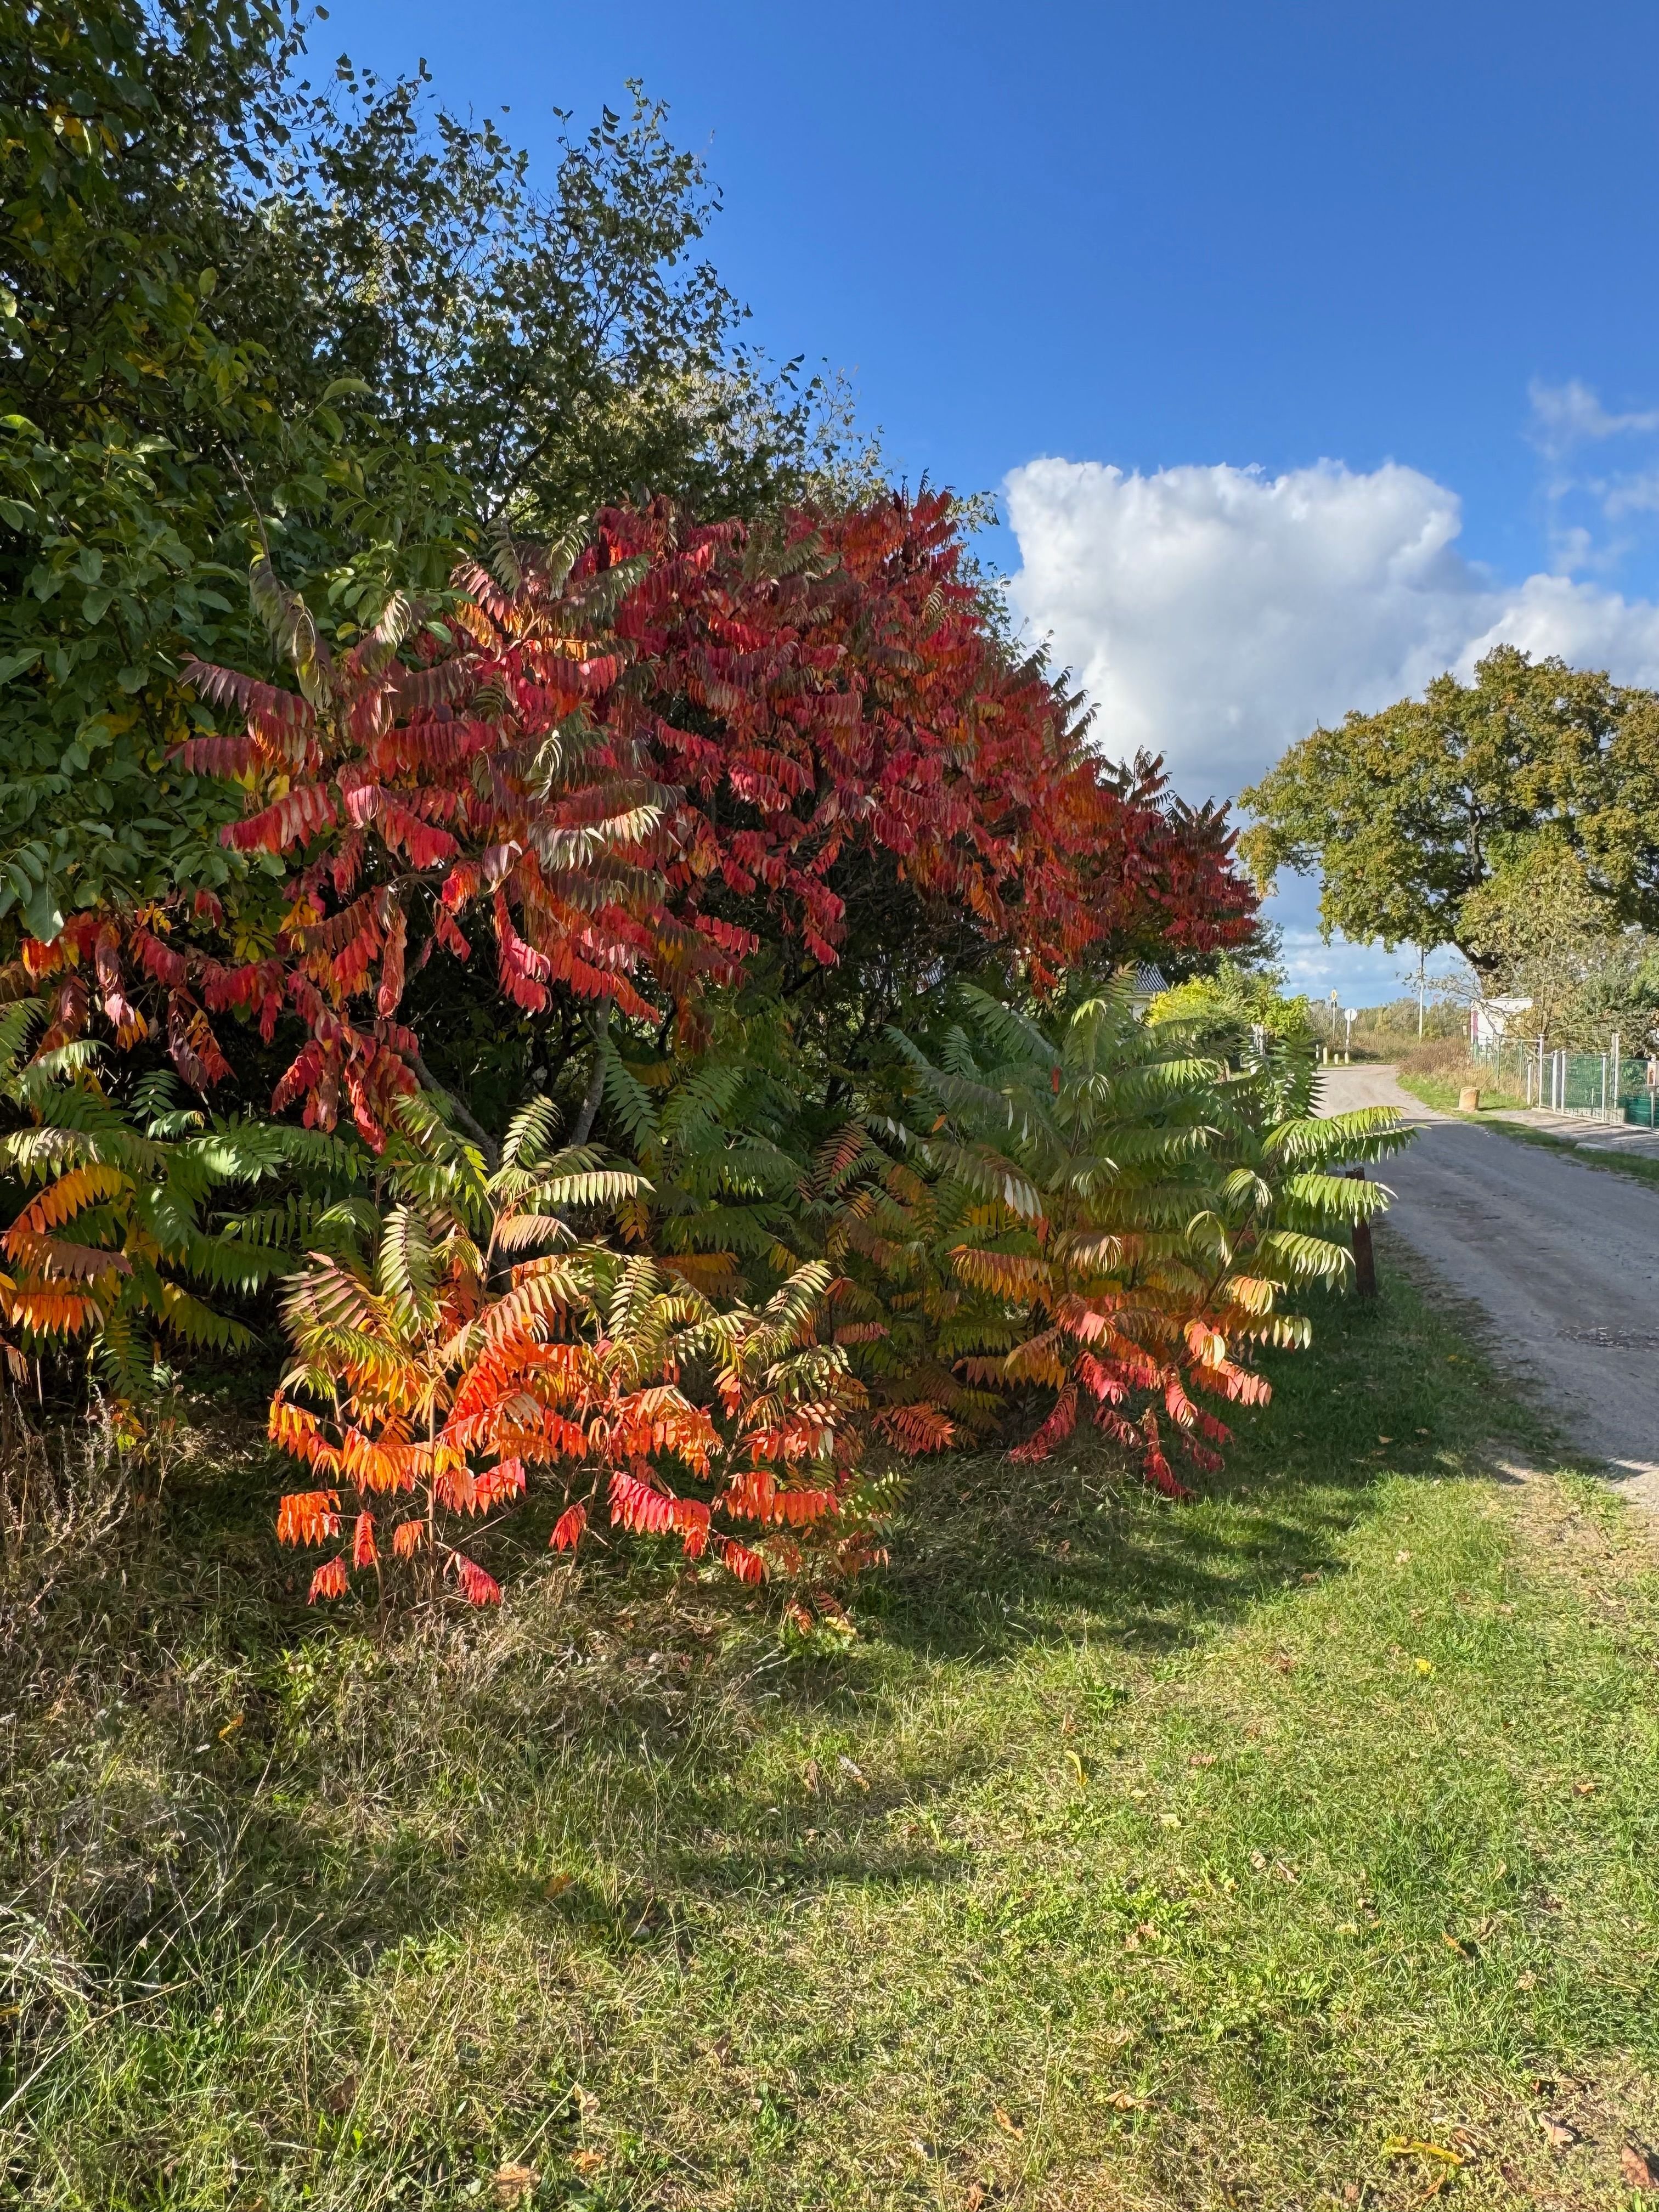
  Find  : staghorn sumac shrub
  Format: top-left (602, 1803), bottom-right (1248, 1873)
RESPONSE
top-left (855, 988), bottom-right (1411, 1492)
top-left (13, 496), bottom-right (1256, 1144)
top-left (270, 1097), bottom-right (876, 1606)
top-left (0, 998), bottom-right (359, 1398)
top-left (556, 990), bottom-right (1410, 1509)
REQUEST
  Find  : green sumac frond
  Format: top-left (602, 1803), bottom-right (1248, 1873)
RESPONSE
top-left (858, 988), bottom-right (1412, 1496)
top-left (268, 1125), bottom-right (876, 1613)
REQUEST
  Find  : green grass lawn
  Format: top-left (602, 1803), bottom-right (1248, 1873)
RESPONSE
top-left (1393, 1068), bottom-right (1529, 1115)
top-left (4, 1253), bottom-right (1659, 2211)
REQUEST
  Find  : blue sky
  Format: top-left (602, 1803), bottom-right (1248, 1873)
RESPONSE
top-left (320, 0), bottom-right (1659, 1007)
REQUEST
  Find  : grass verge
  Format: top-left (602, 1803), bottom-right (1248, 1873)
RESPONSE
top-left (2, 1259), bottom-right (1657, 2211)
top-left (1396, 1069), bottom-right (1659, 1197)
top-left (1393, 1069), bottom-right (1528, 1115)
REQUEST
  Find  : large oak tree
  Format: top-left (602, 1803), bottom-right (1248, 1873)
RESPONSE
top-left (1240, 646), bottom-right (1659, 975)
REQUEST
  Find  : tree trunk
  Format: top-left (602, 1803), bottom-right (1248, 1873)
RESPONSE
top-left (571, 1002), bottom-right (613, 1147)
top-left (410, 1051), bottom-right (499, 1169)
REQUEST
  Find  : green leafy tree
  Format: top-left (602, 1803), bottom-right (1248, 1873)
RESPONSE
top-left (0, 2), bottom-right (873, 946)
top-left (0, 998), bottom-right (363, 1398)
top-left (1240, 646), bottom-right (1659, 975)
top-left (1147, 952), bottom-right (1312, 1053)
top-left (1452, 839), bottom-right (1659, 1048)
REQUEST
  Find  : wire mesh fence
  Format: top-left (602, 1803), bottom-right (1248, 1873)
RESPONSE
top-left (1471, 1033), bottom-right (1659, 1124)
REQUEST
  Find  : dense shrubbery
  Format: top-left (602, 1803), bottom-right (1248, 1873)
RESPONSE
top-left (0, 4), bottom-right (1406, 1610)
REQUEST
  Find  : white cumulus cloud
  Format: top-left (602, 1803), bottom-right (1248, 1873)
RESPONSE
top-left (1003, 455), bottom-right (1659, 808)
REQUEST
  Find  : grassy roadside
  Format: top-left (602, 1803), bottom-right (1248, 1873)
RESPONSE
top-left (4, 1256), bottom-right (1659, 2211)
top-left (1396, 1068), bottom-right (1659, 1196)
top-left (1392, 1068), bottom-right (1528, 1115)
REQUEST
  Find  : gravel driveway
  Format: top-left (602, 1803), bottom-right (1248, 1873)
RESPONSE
top-left (1322, 1063), bottom-right (1659, 1504)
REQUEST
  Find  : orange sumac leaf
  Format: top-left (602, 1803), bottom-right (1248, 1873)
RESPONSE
top-left (278, 1489), bottom-right (341, 1545)
top-left (549, 1501), bottom-right (587, 1551)
top-left (308, 1556), bottom-right (350, 1602)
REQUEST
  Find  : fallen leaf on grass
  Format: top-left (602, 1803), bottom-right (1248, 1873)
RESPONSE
top-left (803, 1757), bottom-right (820, 1794)
top-left (217, 1713), bottom-right (244, 1741)
top-left (571, 2149), bottom-right (606, 2175)
top-left (1623, 2141), bottom-right (1659, 2190)
top-left (837, 1754), bottom-right (870, 1790)
top-left (1065, 1748), bottom-right (1086, 1789)
top-left (1395, 1550), bottom-right (1413, 1565)
top-left (1572, 1779), bottom-right (1598, 1797)
top-left (1104, 2088), bottom-right (1146, 2111)
top-left (964, 2187), bottom-right (986, 2210)
top-left (1378, 1434), bottom-right (1393, 1444)
top-left (494, 2165), bottom-right (538, 2207)
top-left (1539, 2115), bottom-right (1579, 2149)
top-left (1382, 2138), bottom-right (1463, 2165)
top-left (322, 2074), bottom-right (357, 2117)
top-left (1442, 1931), bottom-right (1471, 1957)
top-left (544, 1872), bottom-right (573, 1900)
top-left (1188, 1753), bottom-right (1217, 1768)
top-left (992, 2106), bottom-right (1025, 2138)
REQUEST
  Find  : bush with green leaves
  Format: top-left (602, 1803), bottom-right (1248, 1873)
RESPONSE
top-left (0, 998), bottom-right (362, 1397)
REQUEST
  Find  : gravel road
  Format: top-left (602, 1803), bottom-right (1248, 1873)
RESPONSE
top-left (1322, 1064), bottom-right (1659, 1505)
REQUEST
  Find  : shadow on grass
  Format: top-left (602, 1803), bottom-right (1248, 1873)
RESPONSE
top-left (860, 1260), bottom-right (1545, 1671)
top-left (0, 1248), bottom-right (1568, 2012)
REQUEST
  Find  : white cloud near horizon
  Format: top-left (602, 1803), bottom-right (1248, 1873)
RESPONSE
top-left (1003, 455), bottom-right (1659, 809)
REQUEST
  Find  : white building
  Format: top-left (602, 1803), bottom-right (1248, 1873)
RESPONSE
top-left (1470, 995), bottom-right (1532, 1047)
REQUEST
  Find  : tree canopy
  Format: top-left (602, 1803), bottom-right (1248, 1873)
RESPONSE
top-left (0, 1), bottom-right (1378, 1610)
top-left (0, 0), bottom-right (870, 943)
top-left (1239, 646), bottom-right (1659, 973)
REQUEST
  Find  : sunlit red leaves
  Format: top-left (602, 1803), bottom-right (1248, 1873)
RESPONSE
top-left (450, 1551), bottom-right (502, 1606)
top-left (267, 1210), bottom-right (872, 1610)
top-left (24, 496), bottom-right (1252, 1145)
top-left (549, 1500), bottom-right (587, 1551)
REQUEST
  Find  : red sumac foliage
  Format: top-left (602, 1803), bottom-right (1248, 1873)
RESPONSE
top-left (270, 1102), bottom-right (873, 1604)
top-left (15, 498), bottom-right (1254, 1142)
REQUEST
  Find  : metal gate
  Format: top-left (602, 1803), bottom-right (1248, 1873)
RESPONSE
top-left (1477, 1033), bottom-right (1659, 1124)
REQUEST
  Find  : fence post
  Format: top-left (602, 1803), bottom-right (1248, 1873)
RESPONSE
top-left (1613, 1030), bottom-right (1622, 1120)
top-left (1602, 1052), bottom-right (1608, 1113)
top-left (1350, 1167), bottom-right (1376, 1300)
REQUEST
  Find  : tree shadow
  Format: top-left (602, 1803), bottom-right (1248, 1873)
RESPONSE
top-left (0, 1255), bottom-right (1568, 2042)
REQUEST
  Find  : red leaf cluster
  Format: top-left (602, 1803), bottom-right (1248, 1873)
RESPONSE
top-left (16, 498), bottom-right (1254, 1142)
